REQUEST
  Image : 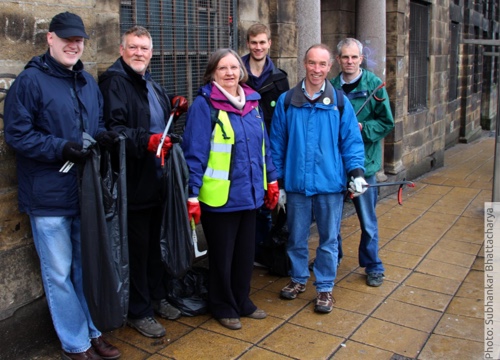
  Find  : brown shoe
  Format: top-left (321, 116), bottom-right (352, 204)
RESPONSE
top-left (245, 309), bottom-right (267, 319)
top-left (314, 292), bottom-right (334, 313)
top-left (91, 336), bottom-right (121, 359)
top-left (218, 318), bottom-right (242, 330)
top-left (280, 281), bottom-right (306, 300)
top-left (62, 347), bottom-right (102, 360)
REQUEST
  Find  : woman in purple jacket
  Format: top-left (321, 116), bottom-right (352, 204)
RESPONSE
top-left (181, 48), bottom-right (279, 330)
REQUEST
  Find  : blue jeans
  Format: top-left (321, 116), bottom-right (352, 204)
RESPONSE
top-left (339, 175), bottom-right (385, 274)
top-left (30, 216), bottom-right (101, 353)
top-left (286, 192), bottom-right (343, 292)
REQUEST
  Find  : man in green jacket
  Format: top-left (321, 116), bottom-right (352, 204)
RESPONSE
top-left (331, 38), bottom-right (394, 287)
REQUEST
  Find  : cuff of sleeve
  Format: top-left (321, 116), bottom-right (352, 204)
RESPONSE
top-left (348, 168), bottom-right (364, 179)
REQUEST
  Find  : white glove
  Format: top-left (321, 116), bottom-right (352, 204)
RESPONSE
top-left (348, 176), bottom-right (368, 197)
top-left (277, 189), bottom-right (287, 213)
top-left (278, 189), bottom-right (287, 207)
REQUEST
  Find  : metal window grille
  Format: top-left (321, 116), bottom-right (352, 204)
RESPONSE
top-left (408, 1), bottom-right (429, 112)
top-left (449, 22), bottom-right (459, 100)
top-left (120, 0), bottom-right (237, 104)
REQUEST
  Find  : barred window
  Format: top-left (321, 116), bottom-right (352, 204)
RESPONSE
top-left (120, 0), bottom-right (237, 103)
top-left (408, 1), bottom-right (429, 112)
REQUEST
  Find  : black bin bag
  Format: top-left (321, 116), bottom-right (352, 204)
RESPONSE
top-left (160, 141), bottom-right (194, 279)
top-left (165, 266), bottom-right (209, 316)
top-left (80, 138), bottom-right (129, 332)
top-left (256, 208), bottom-right (290, 277)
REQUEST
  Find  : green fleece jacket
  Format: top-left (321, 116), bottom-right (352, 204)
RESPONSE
top-left (331, 69), bottom-right (394, 177)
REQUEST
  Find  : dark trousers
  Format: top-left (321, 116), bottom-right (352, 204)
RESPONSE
top-left (255, 205), bottom-right (272, 262)
top-left (127, 206), bottom-right (166, 318)
top-left (202, 209), bottom-right (257, 319)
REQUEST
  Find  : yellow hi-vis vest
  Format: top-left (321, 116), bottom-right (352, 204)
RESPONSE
top-left (198, 108), bottom-right (267, 207)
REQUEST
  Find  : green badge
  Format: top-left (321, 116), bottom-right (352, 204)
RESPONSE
top-left (271, 100), bottom-right (276, 107)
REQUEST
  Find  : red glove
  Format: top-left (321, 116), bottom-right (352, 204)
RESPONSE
top-left (172, 96), bottom-right (188, 118)
top-left (147, 133), bottom-right (172, 155)
top-left (187, 199), bottom-right (201, 224)
top-left (264, 181), bottom-right (279, 210)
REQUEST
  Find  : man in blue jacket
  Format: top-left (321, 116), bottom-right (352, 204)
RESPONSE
top-left (270, 44), bottom-right (367, 314)
top-left (4, 12), bottom-right (120, 360)
top-left (331, 38), bottom-right (395, 287)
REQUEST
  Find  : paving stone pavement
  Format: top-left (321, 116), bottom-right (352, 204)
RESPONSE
top-left (27, 132), bottom-right (493, 360)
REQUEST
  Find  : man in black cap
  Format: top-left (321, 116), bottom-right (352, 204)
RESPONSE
top-left (4, 12), bottom-right (120, 360)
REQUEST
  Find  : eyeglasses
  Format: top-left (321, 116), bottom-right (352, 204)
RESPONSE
top-left (216, 65), bottom-right (240, 73)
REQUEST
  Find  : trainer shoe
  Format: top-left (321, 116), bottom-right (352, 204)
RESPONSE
top-left (127, 316), bottom-right (166, 338)
top-left (152, 298), bottom-right (182, 320)
top-left (280, 280), bottom-right (306, 299)
top-left (366, 273), bottom-right (385, 287)
top-left (91, 336), bottom-right (121, 359)
top-left (314, 292), bottom-right (334, 313)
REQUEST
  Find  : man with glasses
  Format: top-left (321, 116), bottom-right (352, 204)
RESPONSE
top-left (4, 12), bottom-right (121, 360)
top-left (331, 38), bottom-right (394, 287)
top-left (99, 26), bottom-right (187, 338)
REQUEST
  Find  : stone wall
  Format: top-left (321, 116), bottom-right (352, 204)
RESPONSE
top-left (0, 2), bottom-right (110, 357)
top-left (238, 0), bottom-right (298, 86)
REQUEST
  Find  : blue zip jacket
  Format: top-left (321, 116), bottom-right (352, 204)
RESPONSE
top-left (181, 83), bottom-right (278, 212)
top-left (270, 80), bottom-right (365, 195)
top-left (4, 52), bottom-right (105, 216)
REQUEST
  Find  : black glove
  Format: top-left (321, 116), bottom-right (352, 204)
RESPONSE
top-left (95, 131), bottom-right (120, 149)
top-left (62, 141), bottom-right (89, 164)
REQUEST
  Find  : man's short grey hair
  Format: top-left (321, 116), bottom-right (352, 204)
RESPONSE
top-left (121, 25), bottom-right (153, 50)
top-left (336, 38), bottom-right (363, 56)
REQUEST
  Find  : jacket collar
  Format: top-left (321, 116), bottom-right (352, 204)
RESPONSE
top-left (290, 80), bottom-right (335, 108)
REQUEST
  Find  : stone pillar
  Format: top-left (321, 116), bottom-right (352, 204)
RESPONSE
top-left (356, 0), bottom-right (387, 80)
top-left (296, 0), bottom-right (321, 80)
top-left (357, 0), bottom-right (390, 181)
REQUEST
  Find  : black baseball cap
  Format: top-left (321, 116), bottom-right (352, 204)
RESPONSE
top-left (49, 12), bottom-right (89, 39)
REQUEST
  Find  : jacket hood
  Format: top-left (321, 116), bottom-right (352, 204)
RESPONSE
top-left (25, 51), bottom-right (85, 79)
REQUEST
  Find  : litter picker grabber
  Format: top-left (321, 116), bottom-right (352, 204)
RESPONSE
top-left (350, 179), bottom-right (415, 205)
top-left (191, 218), bottom-right (207, 258)
top-left (355, 82), bottom-right (386, 116)
top-left (156, 98), bottom-right (180, 167)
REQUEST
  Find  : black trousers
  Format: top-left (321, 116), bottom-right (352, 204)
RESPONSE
top-left (202, 209), bottom-right (258, 319)
top-left (127, 206), bottom-right (166, 318)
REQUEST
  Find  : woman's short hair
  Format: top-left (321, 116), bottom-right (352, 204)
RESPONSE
top-left (203, 48), bottom-right (249, 85)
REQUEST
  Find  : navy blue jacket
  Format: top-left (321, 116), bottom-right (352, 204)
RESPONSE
top-left (242, 55), bottom-right (289, 132)
top-left (4, 52), bottom-right (105, 216)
